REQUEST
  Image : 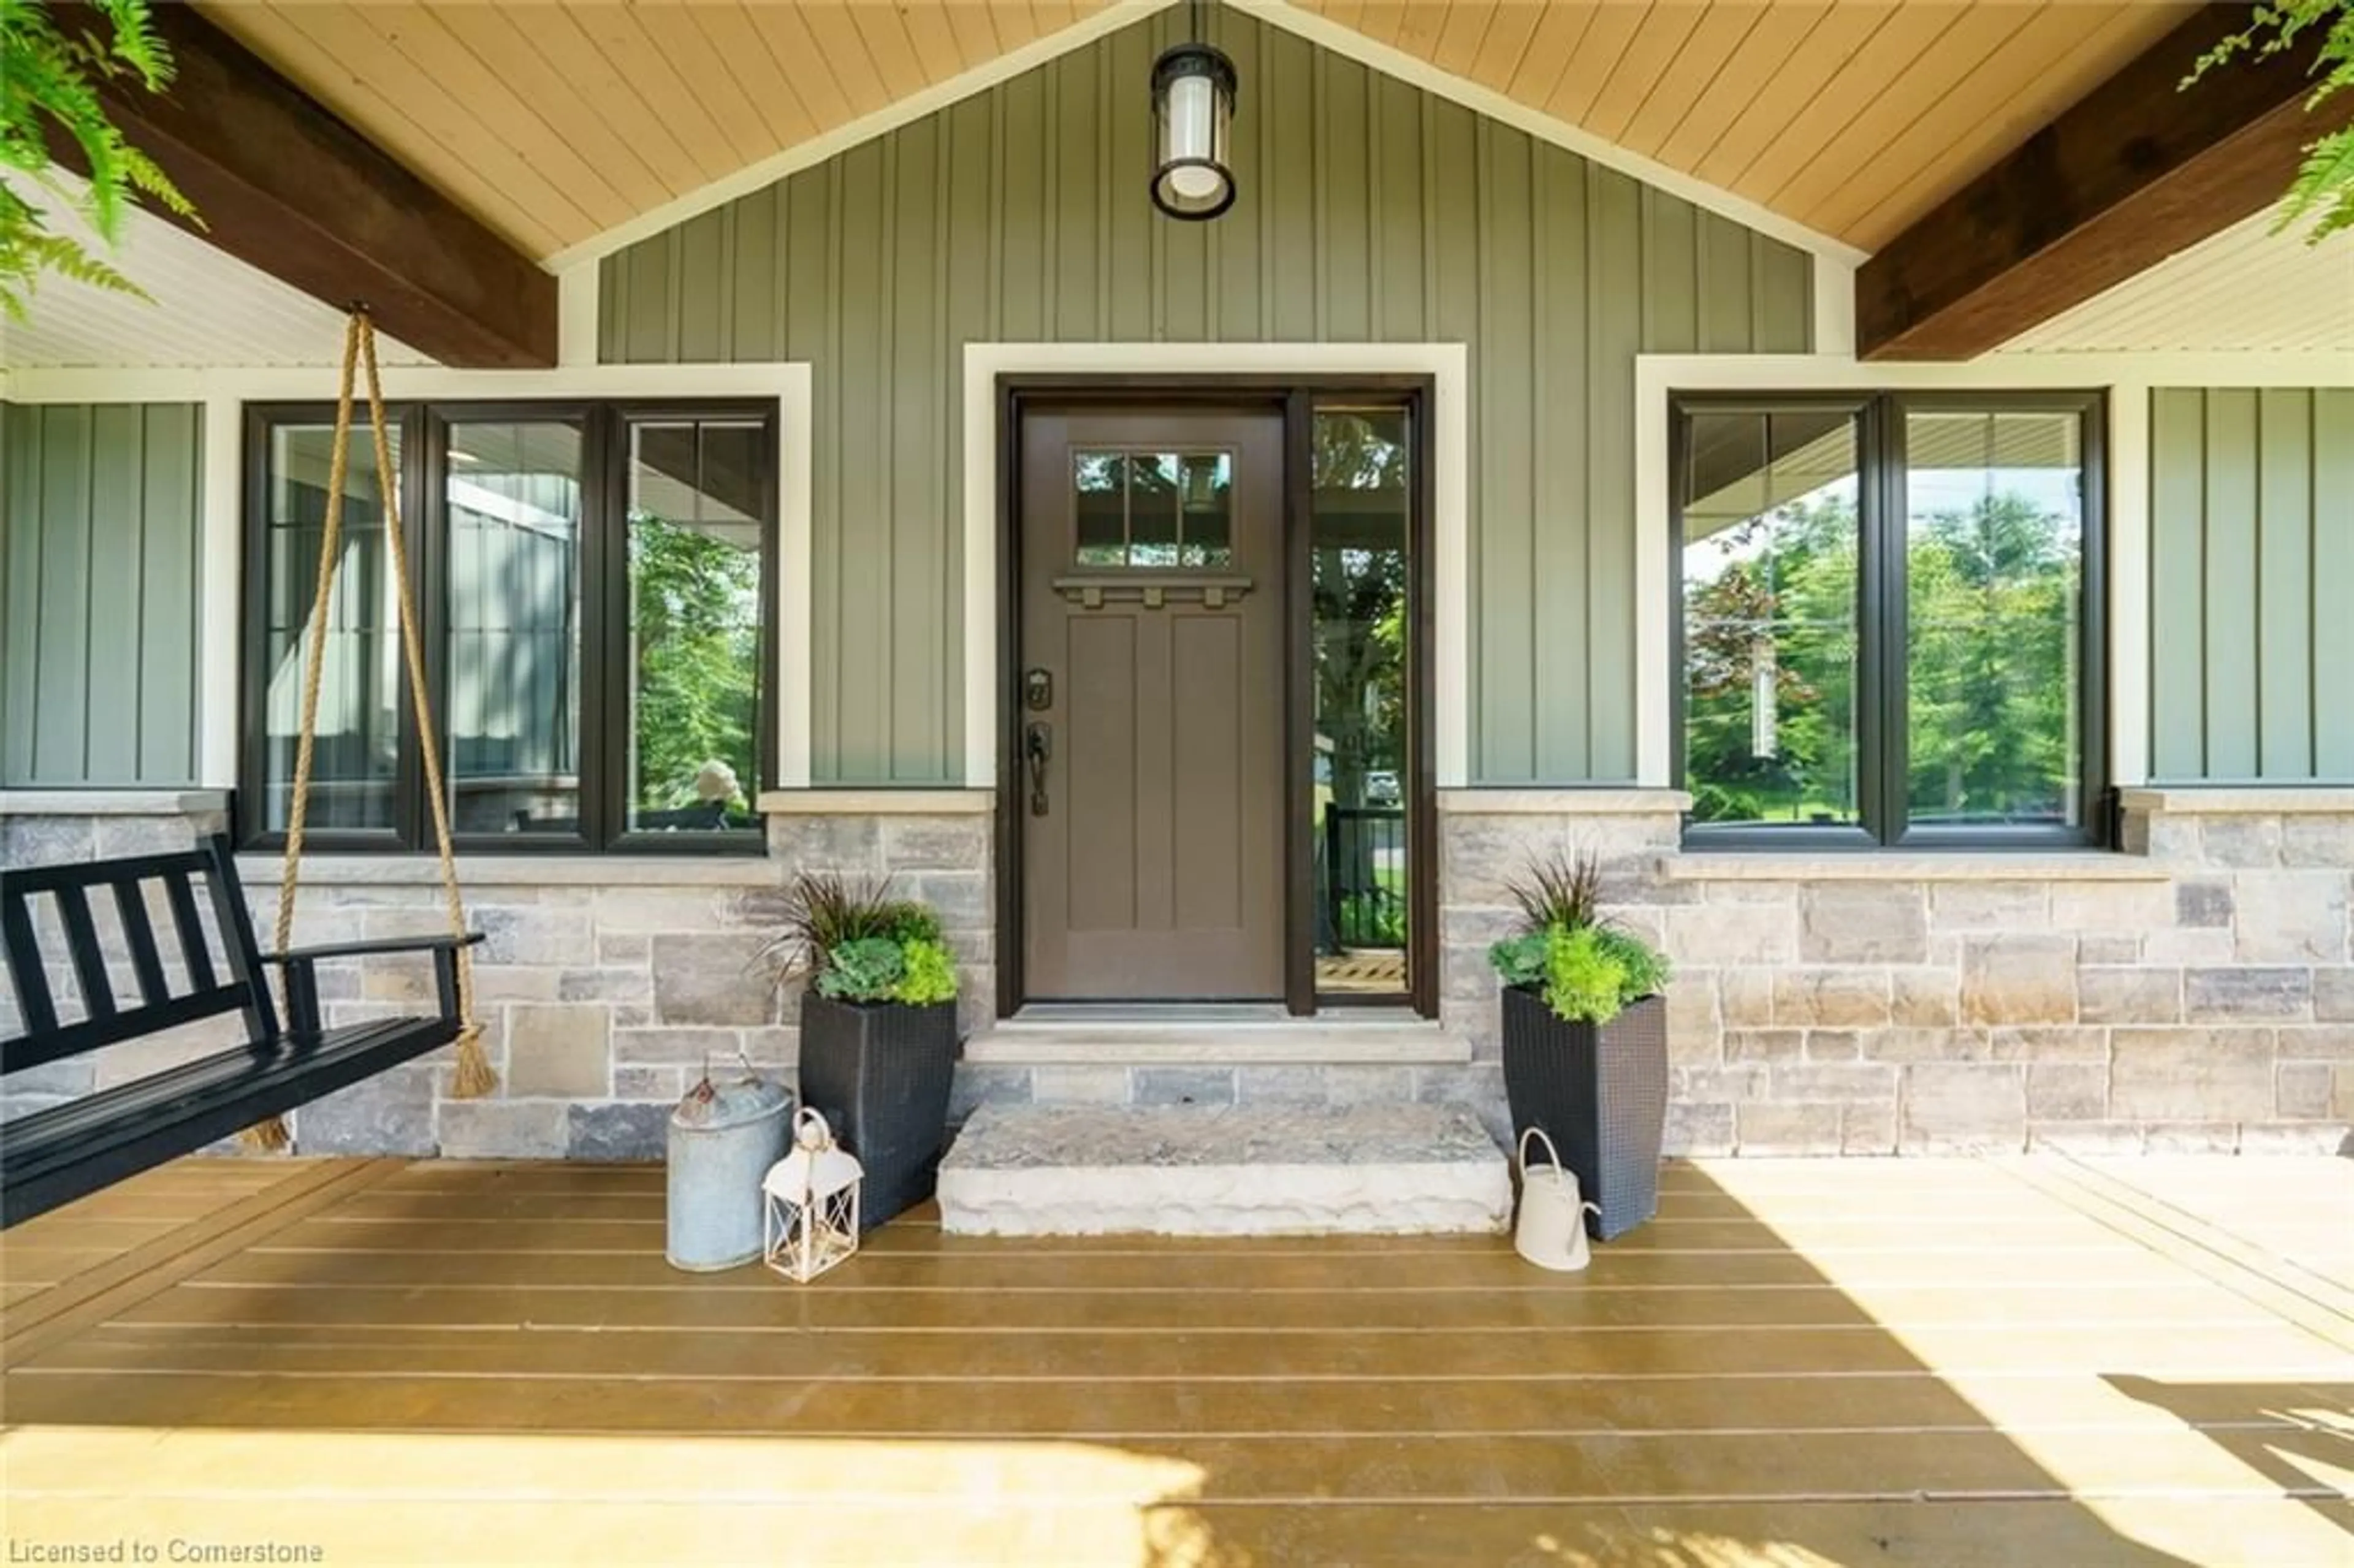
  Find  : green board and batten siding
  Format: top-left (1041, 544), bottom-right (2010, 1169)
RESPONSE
top-left (0, 402), bottom-right (207, 787)
top-left (2150, 387), bottom-right (2354, 783)
top-left (598, 10), bottom-right (1814, 785)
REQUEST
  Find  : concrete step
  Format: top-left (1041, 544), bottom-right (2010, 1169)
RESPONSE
top-left (935, 1102), bottom-right (1512, 1237)
top-left (963, 1014), bottom-right (1472, 1066)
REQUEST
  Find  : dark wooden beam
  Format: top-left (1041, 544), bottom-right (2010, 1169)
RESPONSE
top-left (50, 2), bottom-right (555, 368)
top-left (1857, 3), bottom-right (2339, 361)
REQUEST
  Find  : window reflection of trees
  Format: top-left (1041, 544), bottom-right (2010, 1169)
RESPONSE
top-left (1313, 411), bottom-right (1411, 968)
top-left (1683, 415), bottom-right (2084, 831)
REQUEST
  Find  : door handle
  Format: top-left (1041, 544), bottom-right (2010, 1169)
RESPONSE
top-left (1025, 721), bottom-right (1053, 817)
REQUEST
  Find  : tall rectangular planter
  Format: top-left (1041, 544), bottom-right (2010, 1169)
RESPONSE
top-left (796, 993), bottom-right (960, 1231)
top-left (1499, 989), bottom-right (1669, 1241)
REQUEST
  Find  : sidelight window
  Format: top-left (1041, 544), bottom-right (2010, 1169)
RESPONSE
top-left (1311, 407), bottom-right (1414, 999)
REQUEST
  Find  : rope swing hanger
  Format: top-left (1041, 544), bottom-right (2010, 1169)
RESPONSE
top-left (245, 307), bottom-right (495, 1150)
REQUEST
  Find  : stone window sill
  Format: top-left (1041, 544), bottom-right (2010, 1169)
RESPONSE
top-left (758, 788), bottom-right (992, 815)
top-left (1436, 788), bottom-right (1689, 815)
top-left (0, 790), bottom-right (229, 816)
top-left (2117, 786), bottom-right (2354, 815)
top-left (237, 854), bottom-right (779, 889)
top-left (1660, 852), bottom-right (2169, 883)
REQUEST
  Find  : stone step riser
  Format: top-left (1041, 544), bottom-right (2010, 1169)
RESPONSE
top-left (935, 1102), bottom-right (1513, 1238)
top-left (941, 1165), bottom-right (1514, 1237)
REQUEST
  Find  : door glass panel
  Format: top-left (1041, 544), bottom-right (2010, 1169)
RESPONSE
top-left (1074, 451), bottom-right (1126, 565)
top-left (1311, 409), bottom-right (1411, 999)
top-left (258, 422), bottom-right (403, 834)
top-left (1070, 450), bottom-right (1234, 568)
top-left (446, 421), bottom-right (584, 836)
top-left (1128, 454), bottom-right (1180, 565)
top-left (1180, 453), bottom-right (1231, 565)
top-left (1903, 408), bottom-right (2084, 829)
top-left (1679, 408), bottom-right (1863, 829)
top-left (625, 419), bottom-right (765, 838)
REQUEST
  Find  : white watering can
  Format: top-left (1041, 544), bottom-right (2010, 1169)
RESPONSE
top-left (1514, 1127), bottom-right (1599, 1272)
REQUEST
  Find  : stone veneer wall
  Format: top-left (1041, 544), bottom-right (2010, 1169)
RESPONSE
top-left (0, 792), bottom-right (994, 1159)
top-left (10, 786), bottom-right (2350, 1159)
top-left (1440, 789), bottom-right (2354, 1155)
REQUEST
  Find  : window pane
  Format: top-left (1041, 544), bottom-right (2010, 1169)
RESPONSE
top-left (1127, 454), bottom-right (1179, 566)
top-left (1904, 409), bottom-right (2084, 828)
top-left (447, 422), bottom-right (584, 836)
top-left (259, 422), bottom-right (403, 834)
top-left (1178, 453), bottom-right (1232, 566)
top-left (627, 420), bottom-right (764, 836)
top-left (1073, 451), bottom-right (1126, 565)
top-left (1680, 409), bottom-right (1862, 828)
top-left (1311, 409), bottom-right (1411, 998)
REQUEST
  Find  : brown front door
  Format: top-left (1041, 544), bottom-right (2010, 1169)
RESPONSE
top-left (1018, 405), bottom-right (1286, 1000)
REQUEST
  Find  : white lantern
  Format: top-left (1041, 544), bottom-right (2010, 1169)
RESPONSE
top-left (1149, 31), bottom-right (1237, 221)
top-left (762, 1109), bottom-right (863, 1282)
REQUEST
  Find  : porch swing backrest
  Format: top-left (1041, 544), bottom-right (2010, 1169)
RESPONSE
top-left (0, 834), bottom-right (481, 1227)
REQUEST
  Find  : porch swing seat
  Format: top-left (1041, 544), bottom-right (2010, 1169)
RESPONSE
top-left (2, 310), bottom-right (492, 1230)
top-left (0, 834), bottom-right (481, 1228)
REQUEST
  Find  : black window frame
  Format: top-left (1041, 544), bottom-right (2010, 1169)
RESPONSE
top-left (237, 398), bottom-right (779, 856)
top-left (1669, 389), bottom-right (2109, 851)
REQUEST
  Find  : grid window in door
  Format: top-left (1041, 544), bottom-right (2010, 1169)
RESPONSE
top-left (1072, 451), bottom-right (1234, 567)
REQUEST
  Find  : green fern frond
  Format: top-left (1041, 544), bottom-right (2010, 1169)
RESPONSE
top-left (0, 230), bottom-right (154, 319)
top-left (2277, 128), bottom-right (2354, 242)
top-left (119, 143), bottom-right (197, 224)
top-left (2187, 0), bottom-right (2354, 245)
top-left (0, 0), bottom-right (197, 296)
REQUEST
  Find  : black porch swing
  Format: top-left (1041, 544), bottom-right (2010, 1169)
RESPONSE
top-left (0, 310), bottom-right (492, 1228)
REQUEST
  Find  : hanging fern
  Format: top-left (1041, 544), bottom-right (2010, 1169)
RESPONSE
top-left (1, 0), bottom-right (199, 319)
top-left (2189, 0), bottom-right (2354, 243)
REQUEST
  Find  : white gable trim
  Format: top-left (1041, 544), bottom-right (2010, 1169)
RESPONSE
top-left (546, 0), bottom-right (1862, 276)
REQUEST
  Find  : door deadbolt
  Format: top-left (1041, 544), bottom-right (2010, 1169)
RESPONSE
top-left (1024, 668), bottom-right (1054, 711)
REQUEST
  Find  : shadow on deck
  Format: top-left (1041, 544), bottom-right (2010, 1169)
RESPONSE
top-left (2, 1152), bottom-right (2349, 1565)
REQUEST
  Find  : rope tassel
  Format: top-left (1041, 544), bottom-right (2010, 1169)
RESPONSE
top-left (242, 309), bottom-right (496, 1149)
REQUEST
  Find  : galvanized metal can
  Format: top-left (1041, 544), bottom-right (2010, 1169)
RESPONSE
top-left (666, 1061), bottom-right (793, 1272)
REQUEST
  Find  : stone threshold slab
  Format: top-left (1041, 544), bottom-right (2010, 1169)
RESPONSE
top-left (1660, 853), bottom-right (2170, 883)
top-left (937, 1103), bottom-right (1512, 1237)
top-left (963, 1019), bottom-right (1474, 1066)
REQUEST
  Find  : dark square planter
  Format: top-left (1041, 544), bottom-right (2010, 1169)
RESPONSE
top-left (796, 992), bottom-right (960, 1231)
top-left (1499, 988), bottom-right (1669, 1241)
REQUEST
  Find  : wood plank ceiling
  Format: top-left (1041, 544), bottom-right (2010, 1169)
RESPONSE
top-left (1301, 0), bottom-right (2206, 252)
top-left (195, 2), bottom-right (2201, 263)
top-left (194, 1), bottom-right (1116, 259)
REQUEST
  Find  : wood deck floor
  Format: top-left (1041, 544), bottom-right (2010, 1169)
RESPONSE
top-left (2, 1154), bottom-right (2348, 1566)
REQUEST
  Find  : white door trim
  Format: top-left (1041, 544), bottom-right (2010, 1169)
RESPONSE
top-left (961, 341), bottom-right (1471, 789)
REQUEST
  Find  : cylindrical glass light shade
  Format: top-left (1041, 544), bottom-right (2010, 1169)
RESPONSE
top-left (1150, 43), bottom-right (1236, 220)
